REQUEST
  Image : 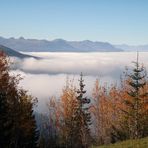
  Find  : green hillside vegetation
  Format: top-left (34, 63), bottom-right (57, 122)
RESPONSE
top-left (0, 44), bottom-right (36, 58)
top-left (92, 137), bottom-right (148, 148)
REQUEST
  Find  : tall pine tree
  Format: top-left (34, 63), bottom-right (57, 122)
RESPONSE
top-left (73, 73), bottom-right (91, 148)
top-left (118, 52), bottom-right (148, 139)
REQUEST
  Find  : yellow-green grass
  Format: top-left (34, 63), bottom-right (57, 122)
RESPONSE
top-left (91, 137), bottom-right (148, 148)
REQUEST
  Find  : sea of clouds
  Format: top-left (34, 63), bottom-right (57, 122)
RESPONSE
top-left (10, 52), bottom-right (148, 112)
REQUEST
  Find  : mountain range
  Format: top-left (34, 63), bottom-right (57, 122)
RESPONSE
top-left (0, 36), bottom-right (147, 52)
top-left (0, 36), bottom-right (123, 52)
top-left (115, 44), bottom-right (148, 51)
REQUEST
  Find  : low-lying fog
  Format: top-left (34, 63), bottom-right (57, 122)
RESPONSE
top-left (10, 52), bottom-right (148, 112)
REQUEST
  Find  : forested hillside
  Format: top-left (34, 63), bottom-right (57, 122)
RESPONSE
top-left (0, 44), bottom-right (36, 58)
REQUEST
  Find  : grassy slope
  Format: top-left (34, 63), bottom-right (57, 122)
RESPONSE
top-left (92, 137), bottom-right (148, 148)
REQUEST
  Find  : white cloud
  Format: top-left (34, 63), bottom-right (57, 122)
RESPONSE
top-left (13, 52), bottom-right (148, 76)
top-left (10, 52), bottom-right (148, 112)
top-left (10, 70), bottom-right (102, 113)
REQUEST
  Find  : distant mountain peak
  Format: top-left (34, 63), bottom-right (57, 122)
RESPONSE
top-left (19, 36), bottom-right (25, 40)
top-left (9, 37), bottom-right (15, 40)
top-left (0, 36), bottom-right (123, 52)
top-left (82, 40), bottom-right (92, 42)
top-left (52, 39), bottom-right (66, 42)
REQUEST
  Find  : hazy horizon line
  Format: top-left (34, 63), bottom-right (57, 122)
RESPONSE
top-left (1, 35), bottom-right (148, 46)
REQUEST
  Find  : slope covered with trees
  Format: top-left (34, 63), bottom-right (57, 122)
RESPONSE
top-left (0, 44), bottom-right (36, 58)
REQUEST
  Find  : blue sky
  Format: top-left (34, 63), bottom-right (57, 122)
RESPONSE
top-left (0, 0), bottom-right (148, 45)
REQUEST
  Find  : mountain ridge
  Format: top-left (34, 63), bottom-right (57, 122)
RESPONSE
top-left (115, 44), bottom-right (148, 51)
top-left (0, 44), bottom-right (36, 58)
top-left (0, 36), bottom-right (123, 52)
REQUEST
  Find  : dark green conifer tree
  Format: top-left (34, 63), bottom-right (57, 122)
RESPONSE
top-left (0, 51), bottom-right (38, 148)
top-left (73, 73), bottom-right (91, 148)
top-left (114, 52), bottom-right (148, 140)
top-left (0, 91), bottom-right (12, 147)
top-left (0, 52), bottom-right (13, 147)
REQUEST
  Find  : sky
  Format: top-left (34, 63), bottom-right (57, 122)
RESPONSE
top-left (0, 0), bottom-right (148, 45)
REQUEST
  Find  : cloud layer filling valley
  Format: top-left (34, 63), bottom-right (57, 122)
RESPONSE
top-left (10, 52), bottom-right (148, 112)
